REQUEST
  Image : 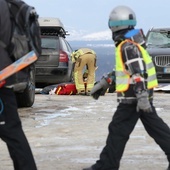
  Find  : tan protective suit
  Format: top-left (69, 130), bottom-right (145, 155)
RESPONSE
top-left (71, 48), bottom-right (96, 94)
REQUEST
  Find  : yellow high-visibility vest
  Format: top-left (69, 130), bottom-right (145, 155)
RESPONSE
top-left (115, 40), bottom-right (158, 92)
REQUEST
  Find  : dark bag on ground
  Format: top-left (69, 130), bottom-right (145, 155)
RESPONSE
top-left (41, 84), bottom-right (59, 94)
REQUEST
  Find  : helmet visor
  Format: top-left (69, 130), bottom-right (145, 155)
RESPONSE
top-left (109, 19), bottom-right (136, 28)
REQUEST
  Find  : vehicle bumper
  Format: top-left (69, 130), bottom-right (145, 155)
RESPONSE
top-left (35, 67), bottom-right (70, 84)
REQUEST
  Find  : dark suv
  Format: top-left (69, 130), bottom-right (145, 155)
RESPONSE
top-left (35, 17), bottom-right (73, 86)
top-left (146, 27), bottom-right (170, 83)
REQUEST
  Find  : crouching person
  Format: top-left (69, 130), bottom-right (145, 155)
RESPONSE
top-left (71, 48), bottom-right (97, 95)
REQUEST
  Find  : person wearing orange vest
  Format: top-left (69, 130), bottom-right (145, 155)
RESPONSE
top-left (71, 48), bottom-right (97, 95)
top-left (83, 5), bottom-right (170, 170)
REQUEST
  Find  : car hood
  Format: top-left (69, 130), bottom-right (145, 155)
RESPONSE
top-left (147, 47), bottom-right (170, 56)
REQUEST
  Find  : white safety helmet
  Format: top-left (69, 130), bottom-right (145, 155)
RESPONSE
top-left (108, 5), bottom-right (137, 33)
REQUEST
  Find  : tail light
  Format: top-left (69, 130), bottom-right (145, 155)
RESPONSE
top-left (59, 50), bottom-right (69, 62)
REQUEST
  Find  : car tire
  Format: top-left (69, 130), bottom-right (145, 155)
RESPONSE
top-left (16, 65), bottom-right (35, 108)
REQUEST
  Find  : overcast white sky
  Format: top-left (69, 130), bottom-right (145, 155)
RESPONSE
top-left (24, 0), bottom-right (170, 40)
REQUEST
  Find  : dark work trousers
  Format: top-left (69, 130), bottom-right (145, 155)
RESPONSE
top-left (92, 102), bottom-right (170, 170)
top-left (0, 87), bottom-right (37, 170)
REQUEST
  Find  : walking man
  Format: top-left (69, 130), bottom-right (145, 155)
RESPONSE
top-left (83, 5), bottom-right (170, 170)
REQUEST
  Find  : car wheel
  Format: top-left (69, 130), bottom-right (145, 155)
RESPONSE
top-left (16, 66), bottom-right (35, 108)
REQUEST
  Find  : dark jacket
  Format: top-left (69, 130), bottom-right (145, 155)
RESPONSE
top-left (0, 0), bottom-right (14, 86)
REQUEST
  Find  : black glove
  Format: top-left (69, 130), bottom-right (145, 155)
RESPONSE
top-left (136, 90), bottom-right (153, 113)
top-left (90, 78), bottom-right (110, 100)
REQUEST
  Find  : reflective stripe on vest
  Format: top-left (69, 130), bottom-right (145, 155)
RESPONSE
top-left (139, 44), bottom-right (158, 89)
top-left (115, 40), bottom-right (158, 92)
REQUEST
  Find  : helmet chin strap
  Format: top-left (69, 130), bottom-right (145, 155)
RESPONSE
top-left (112, 29), bottom-right (129, 46)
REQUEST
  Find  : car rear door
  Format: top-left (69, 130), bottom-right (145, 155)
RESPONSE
top-left (35, 36), bottom-right (60, 74)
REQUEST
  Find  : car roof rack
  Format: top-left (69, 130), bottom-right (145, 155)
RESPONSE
top-left (38, 17), bottom-right (68, 38)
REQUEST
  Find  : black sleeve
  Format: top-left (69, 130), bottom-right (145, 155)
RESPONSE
top-left (0, 0), bottom-right (14, 86)
top-left (0, 0), bottom-right (11, 45)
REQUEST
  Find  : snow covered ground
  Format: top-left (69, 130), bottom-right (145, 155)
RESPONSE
top-left (0, 92), bottom-right (170, 170)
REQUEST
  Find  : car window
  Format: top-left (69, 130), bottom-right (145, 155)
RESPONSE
top-left (60, 38), bottom-right (68, 51)
top-left (146, 31), bottom-right (170, 47)
top-left (60, 38), bottom-right (73, 53)
top-left (65, 41), bottom-right (73, 52)
top-left (41, 37), bottom-right (59, 49)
